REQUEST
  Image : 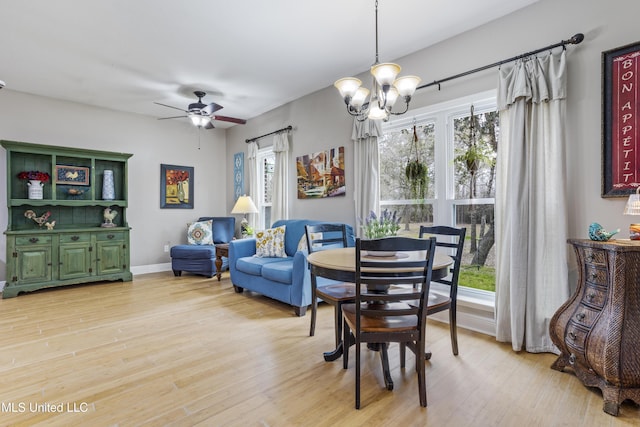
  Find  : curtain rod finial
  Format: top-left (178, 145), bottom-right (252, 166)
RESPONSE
top-left (569, 33), bottom-right (584, 45)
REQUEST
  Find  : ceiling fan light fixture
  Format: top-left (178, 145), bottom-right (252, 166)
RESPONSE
top-left (188, 113), bottom-right (210, 128)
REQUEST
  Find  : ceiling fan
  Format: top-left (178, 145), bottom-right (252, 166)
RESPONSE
top-left (154, 91), bottom-right (247, 129)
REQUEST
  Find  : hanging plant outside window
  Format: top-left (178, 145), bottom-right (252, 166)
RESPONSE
top-left (405, 123), bottom-right (428, 201)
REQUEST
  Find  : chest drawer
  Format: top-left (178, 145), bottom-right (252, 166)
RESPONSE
top-left (581, 283), bottom-right (607, 309)
top-left (584, 265), bottom-right (607, 287)
top-left (60, 233), bottom-right (91, 244)
top-left (572, 304), bottom-right (601, 329)
top-left (16, 235), bottom-right (52, 245)
top-left (96, 232), bottom-right (124, 242)
top-left (565, 323), bottom-right (588, 351)
top-left (582, 247), bottom-right (606, 265)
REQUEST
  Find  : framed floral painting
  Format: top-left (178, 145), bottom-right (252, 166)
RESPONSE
top-left (161, 164), bottom-right (194, 209)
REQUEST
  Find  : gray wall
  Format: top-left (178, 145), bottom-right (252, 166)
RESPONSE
top-left (1, 0), bottom-right (638, 282)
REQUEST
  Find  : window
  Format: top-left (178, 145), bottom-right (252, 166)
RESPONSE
top-left (380, 91), bottom-right (498, 293)
top-left (256, 147), bottom-right (275, 229)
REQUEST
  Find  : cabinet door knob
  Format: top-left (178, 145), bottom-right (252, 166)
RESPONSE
top-left (107, 234), bottom-right (115, 239)
top-left (71, 235), bottom-right (80, 241)
top-left (29, 237), bottom-right (39, 243)
top-left (586, 293), bottom-right (596, 301)
top-left (575, 312), bottom-right (586, 321)
top-left (568, 332), bottom-right (577, 341)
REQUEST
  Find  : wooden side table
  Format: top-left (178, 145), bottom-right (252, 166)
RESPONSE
top-left (215, 243), bottom-right (229, 281)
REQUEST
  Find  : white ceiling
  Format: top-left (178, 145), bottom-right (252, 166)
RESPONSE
top-left (0, 0), bottom-right (538, 128)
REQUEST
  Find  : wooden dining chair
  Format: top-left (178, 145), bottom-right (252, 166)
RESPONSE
top-left (305, 224), bottom-right (355, 351)
top-left (418, 225), bottom-right (466, 357)
top-left (342, 236), bottom-right (437, 409)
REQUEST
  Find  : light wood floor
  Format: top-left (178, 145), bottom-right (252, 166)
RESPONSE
top-left (0, 272), bottom-right (638, 426)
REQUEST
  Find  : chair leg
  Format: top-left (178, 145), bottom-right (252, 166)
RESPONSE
top-left (380, 343), bottom-right (393, 391)
top-left (417, 346), bottom-right (427, 407)
top-left (343, 318), bottom-right (350, 370)
top-left (450, 307), bottom-right (459, 356)
top-left (399, 342), bottom-right (406, 368)
top-left (355, 335), bottom-right (361, 409)
top-left (309, 275), bottom-right (318, 336)
top-left (334, 302), bottom-right (343, 350)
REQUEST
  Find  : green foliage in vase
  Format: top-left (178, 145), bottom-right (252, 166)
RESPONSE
top-left (362, 209), bottom-right (401, 239)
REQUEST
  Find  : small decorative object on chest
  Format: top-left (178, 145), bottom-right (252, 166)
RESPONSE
top-left (102, 170), bottom-right (115, 200)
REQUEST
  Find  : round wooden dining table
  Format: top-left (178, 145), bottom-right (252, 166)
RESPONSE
top-left (307, 248), bottom-right (452, 358)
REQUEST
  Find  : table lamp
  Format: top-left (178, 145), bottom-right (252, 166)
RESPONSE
top-left (623, 187), bottom-right (640, 240)
top-left (231, 195), bottom-right (258, 236)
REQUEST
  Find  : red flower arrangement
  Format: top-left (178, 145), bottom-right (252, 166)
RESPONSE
top-left (165, 169), bottom-right (189, 185)
top-left (18, 171), bottom-right (51, 183)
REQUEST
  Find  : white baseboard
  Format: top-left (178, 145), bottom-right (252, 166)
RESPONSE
top-left (131, 263), bottom-right (172, 276)
top-left (0, 281), bottom-right (5, 292)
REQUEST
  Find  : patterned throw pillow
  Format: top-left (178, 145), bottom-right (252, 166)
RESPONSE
top-left (255, 225), bottom-right (287, 257)
top-left (297, 232), bottom-right (323, 252)
top-left (187, 220), bottom-right (214, 245)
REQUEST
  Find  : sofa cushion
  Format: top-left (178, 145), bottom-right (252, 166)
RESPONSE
top-left (255, 225), bottom-right (287, 257)
top-left (170, 244), bottom-right (216, 259)
top-left (261, 259), bottom-right (294, 284)
top-left (236, 256), bottom-right (289, 276)
top-left (187, 220), bottom-right (213, 245)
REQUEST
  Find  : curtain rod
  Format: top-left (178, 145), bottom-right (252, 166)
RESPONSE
top-left (416, 33), bottom-right (584, 91)
top-left (245, 125), bottom-right (293, 143)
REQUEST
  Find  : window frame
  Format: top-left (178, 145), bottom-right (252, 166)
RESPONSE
top-left (256, 146), bottom-right (275, 230)
top-left (380, 90), bottom-right (497, 305)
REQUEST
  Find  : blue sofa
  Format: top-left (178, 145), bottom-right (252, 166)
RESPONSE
top-left (228, 219), bottom-right (355, 316)
top-left (170, 216), bottom-right (235, 277)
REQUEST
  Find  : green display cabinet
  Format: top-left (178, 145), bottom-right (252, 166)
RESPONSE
top-left (2, 140), bottom-right (133, 298)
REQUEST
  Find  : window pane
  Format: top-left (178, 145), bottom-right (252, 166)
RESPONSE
top-left (453, 110), bottom-right (498, 199)
top-left (455, 203), bottom-right (495, 292)
top-left (379, 122), bottom-right (435, 201)
top-left (380, 202), bottom-right (434, 237)
top-left (263, 154), bottom-right (275, 204)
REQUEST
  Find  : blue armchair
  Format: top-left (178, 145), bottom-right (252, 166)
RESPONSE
top-left (170, 216), bottom-right (235, 277)
top-left (228, 219), bottom-right (355, 316)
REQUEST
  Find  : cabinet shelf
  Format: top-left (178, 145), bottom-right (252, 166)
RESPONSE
top-left (9, 199), bottom-right (127, 207)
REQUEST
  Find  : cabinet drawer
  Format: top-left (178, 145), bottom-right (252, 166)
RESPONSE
top-left (582, 247), bottom-right (606, 265)
top-left (582, 284), bottom-right (607, 309)
top-left (96, 231), bottom-right (124, 242)
top-left (572, 304), bottom-right (601, 329)
top-left (59, 233), bottom-right (91, 244)
top-left (584, 265), bottom-right (607, 287)
top-left (16, 235), bottom-right (52, 245)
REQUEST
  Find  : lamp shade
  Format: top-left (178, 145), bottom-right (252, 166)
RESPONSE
top-left (623, 187), bottom-right (640, 215)
top-left (371, 63), bottom-right (401, 86)
top-left (231, 195), bottom-right (259, 214)
top-left (334, 77), bottom-right (362, 99)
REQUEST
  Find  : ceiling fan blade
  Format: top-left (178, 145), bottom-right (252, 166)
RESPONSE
top-left (204, 121), bottom-right (215, 130)
top-left (202, 102), bottom-right (224, 115)
top-left (158, 115), bottom-right (187, 120)
top-left (213, 115), bottom-right (247, 125)
top-left (154, 102), bottom-right (188, 113)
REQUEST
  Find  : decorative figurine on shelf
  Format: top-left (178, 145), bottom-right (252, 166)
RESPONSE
top-left (588, 222), bottom-right (619, 241)
top-left (24, 209), bottom-right (52, 228)
top-left (64, 187), bottom-right (87, 199)
top-left (101, 207), bottom-right (118, 228)
top-left (45, 220), bottom-right (56, 230)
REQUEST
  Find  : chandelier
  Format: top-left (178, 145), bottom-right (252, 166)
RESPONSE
top-left (334, 0), bottom-right (421, 121)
